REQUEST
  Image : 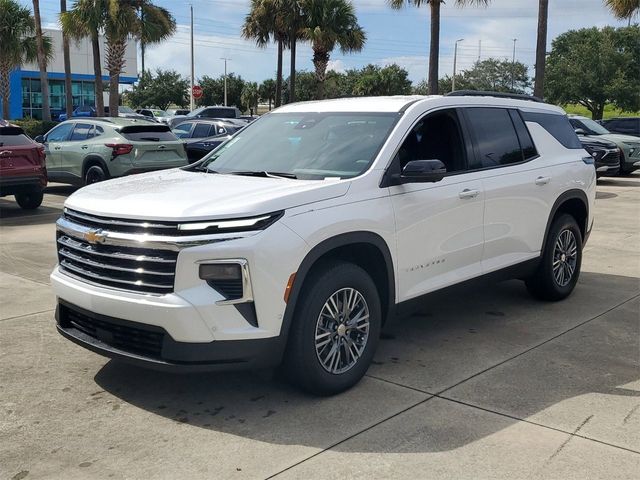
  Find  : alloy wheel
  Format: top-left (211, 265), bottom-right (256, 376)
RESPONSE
top-left (553, 229), bottom-right (578, 287)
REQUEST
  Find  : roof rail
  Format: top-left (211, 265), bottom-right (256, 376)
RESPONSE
top-left (446, 90), bottom-right (543, 103)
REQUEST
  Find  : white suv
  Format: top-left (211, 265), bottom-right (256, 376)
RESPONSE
top-left (51, 93), bottom-right (596, 395)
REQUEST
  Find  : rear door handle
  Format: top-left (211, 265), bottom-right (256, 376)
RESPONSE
top-left (54, 146), bottom-right (61, 150)
top-left (459, 189), bottom-right (480, 199)
top-left (535, 176), bottom-right (551, 186)
top-left (81, 145), bottom-right (88, 149)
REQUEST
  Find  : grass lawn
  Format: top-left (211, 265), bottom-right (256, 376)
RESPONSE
top-left (562, 103), bottom-right (640, 119)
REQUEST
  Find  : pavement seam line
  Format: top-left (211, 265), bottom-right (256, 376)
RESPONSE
top-left (265, 393), bottom-right (435, 480)
top-left (0, 308), bottom-right (55, 323)
top-left (0, 270), bottom-right (51, 287)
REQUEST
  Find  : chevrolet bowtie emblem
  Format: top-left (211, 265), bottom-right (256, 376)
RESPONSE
top-left (84, 229), bottom-right (106, 244)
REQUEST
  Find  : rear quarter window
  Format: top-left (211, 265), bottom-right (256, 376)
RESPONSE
top-left (119, 126), bottom-right (179, 142)
top-left (521, 112), bottom-right (583, 149)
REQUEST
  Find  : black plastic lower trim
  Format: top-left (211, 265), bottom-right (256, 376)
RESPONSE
top-left (56, 300), bottom-right (283, 372)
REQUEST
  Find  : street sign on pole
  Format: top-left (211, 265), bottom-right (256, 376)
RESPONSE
top-left (192, 85), bottom-right (203, 100)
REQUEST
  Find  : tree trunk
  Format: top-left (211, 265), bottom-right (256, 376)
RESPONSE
top-left (313, 49), bottom-right (330, 100)
top-left (592, 103), bottom-right (605, 120)
top-left (106, 36), bottom-right (127, 116)
top-left (92, 33), bottom-right (105, 116)
top-left (289, 36), bottom-right (297, 104)
top-left (61, 0), bottom-right (73, 118)
top-left (109, 73), bottom-right (119, 116)
top-left (0, 66), bottom-right (10, 119)
top-left (533, 0), bottom-right (549, 99)
top-left (428, 0), bottom-right (441, 95)
top-left (33, 0), bottom-right (51, 121)
top-left (275, 38), bottom-right (283, 108)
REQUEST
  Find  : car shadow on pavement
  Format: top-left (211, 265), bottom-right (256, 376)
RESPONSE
top-left (93, 272), bottom-right (640, 453)
top-left (597, 177), bottom-right (640, 188)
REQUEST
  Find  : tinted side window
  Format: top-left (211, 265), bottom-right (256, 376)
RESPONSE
top-left (509, 110), bottom-right (538, 160)
top-left (46, 123), bottom-right (74, 142)
top-left (70, 123), bottom-right (92, 141)
top-left (466, 108), bottom-right (522, 169)
top-left (524, 112), bottom-right (583, 149)
top-left (192, 123), bottom-right (211, 138)
top-left (396, 108), bottom-right (467, 173)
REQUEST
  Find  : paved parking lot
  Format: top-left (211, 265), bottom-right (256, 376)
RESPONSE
top-left (1, 177), bottom-right (639, 480)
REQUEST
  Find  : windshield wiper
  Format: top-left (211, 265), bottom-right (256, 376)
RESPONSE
top-left (229, 170), bottom-right (297, 179)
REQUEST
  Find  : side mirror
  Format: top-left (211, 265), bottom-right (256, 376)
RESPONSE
top-left (574, 128), bottom-right (586, 135)
top-left (34, 135), bottom-right (45, 143)
top-left (400, 159), bottom-right (447, 183)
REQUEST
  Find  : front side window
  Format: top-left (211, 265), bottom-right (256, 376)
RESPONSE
top-left (466, 108), bottom-right (523, 169)
top-left (199, 112), bottom-right (399, 180)
top-left (396, 108), bottom-right (467, 174)
top-left (46, 123), bottom-right (74, 142)
top-left (570, 117), bottom-right (610, 135)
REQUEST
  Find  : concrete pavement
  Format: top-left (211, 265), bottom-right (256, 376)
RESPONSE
top-left (0, 177), bottom-right (638, 480)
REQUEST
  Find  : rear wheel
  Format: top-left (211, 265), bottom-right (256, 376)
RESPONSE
top-left (283, 262), bottom-right (381, 395)
top-left (15, 189), bottom-right (43, 210)
top-left (84, 164), bottom-right (107, 185)
top-left (526, 214), bottom-right (582, 301)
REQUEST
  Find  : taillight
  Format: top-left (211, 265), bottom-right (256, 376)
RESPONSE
top-left (105, 143), bottom-right (134, 157)
top-left (37, 146), bottom-right (46, 164)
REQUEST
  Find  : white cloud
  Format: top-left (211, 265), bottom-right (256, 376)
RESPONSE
top-left (327, 60), bottom-right (347, 74)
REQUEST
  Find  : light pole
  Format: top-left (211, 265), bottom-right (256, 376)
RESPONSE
top-left (452, 38), bottom-right (464, 93)
top-left (221, 57), bottom-right (231, 106)
top-left (511, 38), bottom-right (518, 90)
top-left (190, 4), bottom-right (194, 111)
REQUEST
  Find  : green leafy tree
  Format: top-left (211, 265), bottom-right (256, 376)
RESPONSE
top-left (546, 26), bottom-right (640, 119)
top-left (388, 0), bottom-right (490, 95)
top-left (199, 73), bottom-right (246, 110)
top-left (259, 79), bottom-right (276, 109)
top-left (300, 0), bottom-right (366, 99)
top-left (352, 64), bottom-right (412, 96)
top-left (0, 0), bottom-right (52, 119)
top-left (60, 0), bottom-right (108, 116)
top-left (241, 82), bottom-right (259, 115)
top-left (125, 69), bottom-right (188, 110)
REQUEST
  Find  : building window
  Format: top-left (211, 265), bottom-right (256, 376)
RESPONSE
top-left (20, 77), bottom-right (97, 120)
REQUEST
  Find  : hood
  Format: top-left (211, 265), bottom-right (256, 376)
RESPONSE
top-left (64, 168), bottom-right (350, 221)
top-left (595, 133), bottom-right (640, 145)
top-left (578, 136), bottom-right (617, 149)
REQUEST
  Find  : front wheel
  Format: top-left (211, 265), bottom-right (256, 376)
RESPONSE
top-left (283, 262), bottom-right (381, 395)
top-left (15, 189), bottom-right (44, 210)
top-left (526, 214), bottom-right (582, 301)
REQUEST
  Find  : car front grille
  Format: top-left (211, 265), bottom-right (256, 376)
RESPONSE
top-left (600, 149), bottom-right (620, 166)
top-left (57, 209), bottom-right (179, 295)
top-left (61, 303), bottom-right (164, 359)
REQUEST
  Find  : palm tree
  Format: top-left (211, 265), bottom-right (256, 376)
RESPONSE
top-left (32, 0), bottom-right (51, 121)
top-left (282, 0), bottom-right (305, 103)
top-left (103, 0), bottom-right (175, 115)
top-left (300, 0), bottom-right (366, 99)
top-left (0, 0), bottom-right (51, 119)
top-left (388, 1), bottom-right (489, 95)
top-left (61, 0), bottom-right (73, 119)
top-left (242, 0), bottom-right (287, 108)
top-left (533, 0), bottom-right (548, 99)
top-left (604, 0), bottom-right (639, 24)
top-left (241, 82), bottom-right (259, 115)
top-left (259, 78), bottom-right (276, 110)
top-left (60, 0), bottom-right (107, 116)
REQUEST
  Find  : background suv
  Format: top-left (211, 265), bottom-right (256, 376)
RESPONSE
top-left (37, 118), bottom-right (188, 185)
top-left (171, 119), bottom-right (243, 139)
top-left (168, 106), bottom-right (243, 128)
top-left (599, 117), bottom-right (640, 137)
top-left (52, 94), bottom-right (595, 395)
top-left (569, 115), bottom-right (640, 175)
top-left (0, 122), bottom-right (47, 209)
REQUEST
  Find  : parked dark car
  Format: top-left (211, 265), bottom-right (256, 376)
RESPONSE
top-left (172, 119), bottom-right (243, 139)
top-left (168, 106), bottom-right (242, 128)
top-left (184, 133), bottom-right (231, 163)
top-left (58, 105), bottom-right (96, 122)
top-left (579, 136), bottom-right (620, 178)
top-left (599, 117), bottom-right (640, 137)
top-left (0, 122), bottom-right (47, 209)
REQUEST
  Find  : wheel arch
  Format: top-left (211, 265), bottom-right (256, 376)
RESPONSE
top-left (279, 231), bottom-right (396, 348)
top-left (81, 155), bottom-right (110, 179)
top-left (543, 189), bottom-right (589, 250)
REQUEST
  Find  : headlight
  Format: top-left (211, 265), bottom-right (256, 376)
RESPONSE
top-left (178, 211), bottom-right (283, 233)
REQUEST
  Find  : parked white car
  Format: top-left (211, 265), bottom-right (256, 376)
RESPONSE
top-left (51, 93), bottom-right (596, 395)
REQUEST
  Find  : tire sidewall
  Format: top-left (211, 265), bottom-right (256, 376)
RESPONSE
top-left (15, 188), bottom-right (44, 209)
top-left (85, 165), bottom-right (107, 185)
top-left (291, 263), bottom-right (381, 395)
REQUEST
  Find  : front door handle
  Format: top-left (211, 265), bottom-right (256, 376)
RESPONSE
top-left (459, 189), bottom-right (480, 199)
top-left (54, 146), bottom-right (62, 150)
top-left (81, 145), bottom-right (88, 149)
top-left (535, 176), bottom-right (551, 186)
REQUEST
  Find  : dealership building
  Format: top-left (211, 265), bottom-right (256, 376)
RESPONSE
top-left (3, 28), bottom-right (137, 120)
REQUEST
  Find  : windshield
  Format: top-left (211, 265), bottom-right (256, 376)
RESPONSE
top-left (119, 106), bottom-right (135, 114)
top-left (577, 118), bottom-right (610, 135)
top-left (152, 110), bottom-right (167, 117)
top-left (198, 112), bottom-right (398, 180)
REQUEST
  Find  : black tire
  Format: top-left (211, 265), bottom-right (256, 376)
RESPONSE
top-left (84, 164), bottom-right (108, 185)
top-left (14, 189), bottom-right (44, 210)
top-left (283, 262), bottom-right (381, 395)
top-left (526, 214), bottom-right (582, 301)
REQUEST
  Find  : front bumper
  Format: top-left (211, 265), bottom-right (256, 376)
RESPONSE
top-left (56, 300), bottom-right (284, 371)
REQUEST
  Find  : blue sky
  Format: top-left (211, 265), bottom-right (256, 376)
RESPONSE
top-left (31, 0), bottom-right (631, 84)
